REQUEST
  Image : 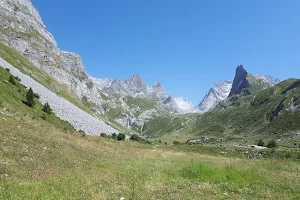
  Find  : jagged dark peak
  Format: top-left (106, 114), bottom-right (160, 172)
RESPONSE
top-left (237, 64), bottom-right (246, 72)
top-left (163, 96), bottom-right (173, 104)
top-left (228, 65), bottom-right (249, 97)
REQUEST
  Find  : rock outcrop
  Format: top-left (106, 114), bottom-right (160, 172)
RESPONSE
top-left (228, 65), bottom-right (249, 97)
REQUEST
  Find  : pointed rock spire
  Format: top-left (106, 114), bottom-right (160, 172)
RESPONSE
top-left (228, 65), bottom-right (249, 97)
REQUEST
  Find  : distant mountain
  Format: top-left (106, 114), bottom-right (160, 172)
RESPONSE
top-left (255, 75), bottom-right (281, 86)
top-left (195, 80), bottom-right (232, 113)
top-left (170, 98), bottom-right (194, 114)
top-left (142, 67), bottom-right (300, 143)
top-left (196, 65), bottom-right (280, 114)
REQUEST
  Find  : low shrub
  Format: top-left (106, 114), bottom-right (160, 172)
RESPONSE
top-left (41, 114), bottom-right (46, 120)
top-left (112, 133), bottom-right (118, 140)
top-left (257, 139), bottom-right (265, 147)
top-left (117, 133), bottom-right (126, 141)
top-left (130, 134), bottom-right (151, 144)
top-left (34, 93), bottom-right (40, 99)
top-left (100, 133), bottom-right (107, 138)
top-left (79, 130), bottom-right (86, 137)
top-left (130, 134), bottom-right (141, 141)
top-left (267, 140), bottom-right (278, 148)
top-left (14, 76), bottom-right (21, 81)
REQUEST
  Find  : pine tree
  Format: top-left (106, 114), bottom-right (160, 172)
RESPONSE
top-left (8, 75), bottom-right (16, 85)
top-left (42, 102), bottom-right (52, 114)
top-left (26, 87), bottom-right (35, 107)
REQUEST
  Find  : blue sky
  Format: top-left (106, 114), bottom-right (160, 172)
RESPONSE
top-left (31, 0), bottom-right (300, 105)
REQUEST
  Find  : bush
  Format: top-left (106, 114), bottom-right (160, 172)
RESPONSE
top-left (5, 68), bottom-right (10, 72)
top-left (34, 93), bottom-right (40, 99)
top-left (130, 134), bottom-right (141, 141)
top-left (8, 75), bottom-right (16, 85)
top-left (79, 130), bottom-right (86, 137)
top-left (129, 134), bottom-right (151, 144)
top-left (26, 87), bottom-right (35, 107)
top-left (42, 103), bottom-right (52, 114)
top-left (117, 133), bottom-right (126, 141)
top-left (257, 139), bottom-right (265, 147)
top-left (267, 140), bottom-right (278, 148)
top-left (41, 114), bottom-right (46, 120)
top-left (173, 141), bottom-right (181, 145)
top-left (100, 133), bottom-right (107, 138)
top-left (14, 76), bottom-right (21, 81)
top-left (112, 133), bottom-right (118, 140)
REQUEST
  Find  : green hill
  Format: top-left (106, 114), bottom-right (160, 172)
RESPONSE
top-left (142, 74), bottom-right (300, 146)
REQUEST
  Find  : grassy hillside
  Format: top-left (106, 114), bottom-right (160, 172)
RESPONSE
top-left (0, 67), bottom-right (74, 132)
top-left (0, 42), bottom-right (136, 134)
top-left (142, 79), bottom-right (300, 146)
top-left (1, 108), bottom-right (300, 199)
top-left (142, 113), bottom-right (198, 137)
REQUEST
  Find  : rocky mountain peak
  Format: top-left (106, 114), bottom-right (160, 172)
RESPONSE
top-left (255, 75), bottom-right (281, 86)
top-left (228, 65), bottom-right (249, 97)
top-left (153, 81), bottom-right (162, 88)
top-left (196, 80), bottom-right (233, 113)
top-left (236, 64), bottom-right (246, 72)
top-left (128, 74), bottom-right (142, 81)
top-left (172, 98), bottom-right (194, 114)
top-left (126, 74), bottom-right (147, 94)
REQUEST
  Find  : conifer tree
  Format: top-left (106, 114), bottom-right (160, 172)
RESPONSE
top-left (26, 87), bottom-right (35, 107)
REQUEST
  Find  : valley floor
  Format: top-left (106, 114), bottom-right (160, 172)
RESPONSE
top-left (1, 113), bottom-right (300, 200)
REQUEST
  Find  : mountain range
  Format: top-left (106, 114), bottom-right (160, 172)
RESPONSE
top-left (0, 0), bottom-right (195, 131)
top-left (0, 0), bottom-right (298, 141)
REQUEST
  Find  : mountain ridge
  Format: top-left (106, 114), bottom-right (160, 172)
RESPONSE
top-left (0, 0), bottom-right (193, 131)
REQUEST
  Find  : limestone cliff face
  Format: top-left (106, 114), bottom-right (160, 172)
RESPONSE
top-left (0, 0), bottom-right (59, 57)
top-left (196, 80), bottom-right (233, 113)
top-left (0, 0), bottom-right (90, 97)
